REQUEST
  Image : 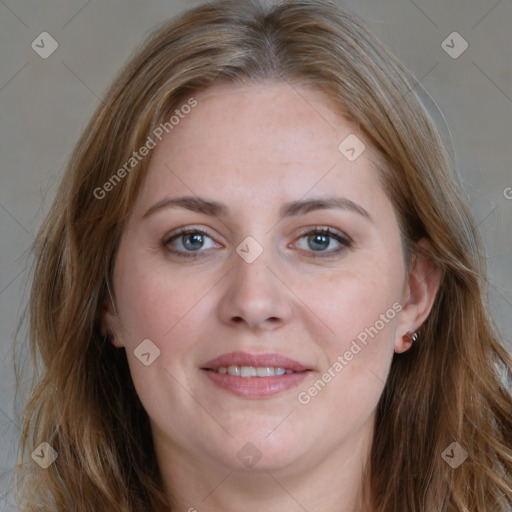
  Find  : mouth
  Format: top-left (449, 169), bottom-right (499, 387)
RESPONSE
top-left (201, 351), bottom-right (313, 398)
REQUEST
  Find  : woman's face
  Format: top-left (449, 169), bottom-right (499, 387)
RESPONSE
top-left (107, 81), bottom-right (423, 475)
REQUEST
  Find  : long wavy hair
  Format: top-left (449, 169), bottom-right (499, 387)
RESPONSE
top-left (14, 0), bottom-right (512, 510)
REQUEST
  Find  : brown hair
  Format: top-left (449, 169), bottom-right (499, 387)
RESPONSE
top-left (15, 0), bottom-right (512, 510)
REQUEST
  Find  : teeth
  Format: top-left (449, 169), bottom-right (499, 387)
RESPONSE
top-left (227, 365), bottom-right (240, 376)
top-left (240, 366), bottom-right (257, 377)
top-left (218, 366), bottom-right (294, 377)
top-left (256, 367), bottom-right (274, 377)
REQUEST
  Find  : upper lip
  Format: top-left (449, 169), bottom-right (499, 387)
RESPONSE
top-left (201, 351), bottom-right (311, 372)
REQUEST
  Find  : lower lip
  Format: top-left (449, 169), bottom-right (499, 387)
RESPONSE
top-left (202, 370), bottom-right (311, 398)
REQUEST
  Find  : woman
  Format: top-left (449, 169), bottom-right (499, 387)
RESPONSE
top-left (15, 0), bottom-right (512, 510)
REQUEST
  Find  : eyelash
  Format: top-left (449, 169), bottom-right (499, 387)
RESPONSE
top-left (162, 226), bottom-right (352, 260)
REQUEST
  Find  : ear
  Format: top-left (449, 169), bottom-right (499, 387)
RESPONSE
top-left (395, 238), bottom-right (441, 354)
top-left (100, 281), bottom-right (124, 348)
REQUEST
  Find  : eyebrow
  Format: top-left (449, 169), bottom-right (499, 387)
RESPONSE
top-left (142, 195), bottom-right (372, 222)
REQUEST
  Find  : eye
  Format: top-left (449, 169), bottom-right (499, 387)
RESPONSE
top-left (163, 228), bottom-right (220, 258)
top-left (293, 227), bottom-right (352, 258)
top-left (162, 226), bottom-right (352, 259)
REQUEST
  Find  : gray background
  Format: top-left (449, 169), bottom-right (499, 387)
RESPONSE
top-left (1, 0), bottom-right (511, 510)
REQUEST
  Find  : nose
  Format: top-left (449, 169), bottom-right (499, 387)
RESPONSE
top-left (217, 241), bottom-right (293, 332)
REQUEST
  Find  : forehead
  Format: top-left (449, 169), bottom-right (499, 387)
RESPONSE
top-left (134, 80), bottom-right (388, 220)
top-left (174, 80), bottom-right (351, 160)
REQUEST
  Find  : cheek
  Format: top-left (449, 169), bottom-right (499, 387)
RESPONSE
top-left (308, 255), bottom-right (403, 346)
top-left (112, 252), bottom-right (204, 412)
top-left (293, 252), bottom-right (403, 402)
top-left (112, 250), bottom-right (217, 396)
top-left (113, 250), bottom-right (199, 345)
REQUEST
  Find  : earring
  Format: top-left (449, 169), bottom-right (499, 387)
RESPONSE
top-left (400, 331), bottom-right (418, 354)
top-left (403, 331), bottom-right (418, 345)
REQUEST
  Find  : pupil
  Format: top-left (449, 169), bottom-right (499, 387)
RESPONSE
top-left (184, 233), bottom-right (203, 250)
top-left (310, 234), bottom-right (328, 251)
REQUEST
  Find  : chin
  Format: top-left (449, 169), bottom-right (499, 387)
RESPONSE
top-left (210, 429), bottom-right (314, 473)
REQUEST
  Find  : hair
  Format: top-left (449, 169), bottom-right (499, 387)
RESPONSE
top-left (14, 0), bottom-right (512, 510)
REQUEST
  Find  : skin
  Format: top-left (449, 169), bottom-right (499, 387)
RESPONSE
top-left (104, 80), bottom-right (440, 512)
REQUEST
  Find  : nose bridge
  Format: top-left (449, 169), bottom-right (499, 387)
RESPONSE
top-left (232, 233), bottom-right (276, 298)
